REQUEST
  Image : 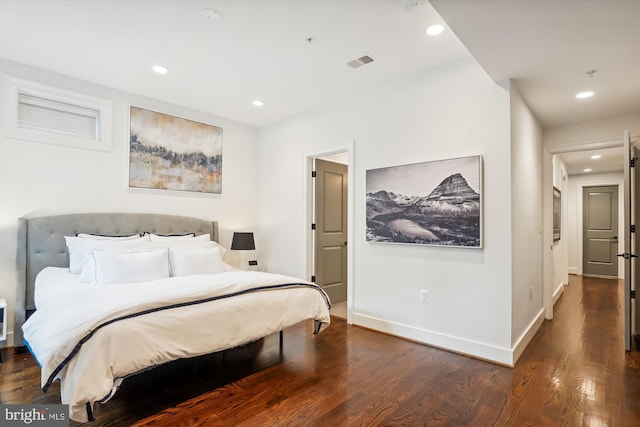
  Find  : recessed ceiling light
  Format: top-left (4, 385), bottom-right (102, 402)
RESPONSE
top-left (583, 168), bottom-right (592, 172)
top-left (576, 91), bottom-right (594, 99)
top-left (252, 99), bottom-right (264, 107)
top-left (590, 154), bottom-right (602, 159)
top-left (426, 24), bottom-right (444, 36)
top-left (152, 65), bottom-right (168, 74)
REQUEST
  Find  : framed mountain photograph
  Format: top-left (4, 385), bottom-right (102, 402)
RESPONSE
top-left (366, 155), bottom-right (483, 248)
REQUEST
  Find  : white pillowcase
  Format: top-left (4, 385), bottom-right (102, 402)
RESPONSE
top-left (89, 247), bottom-right (170, 285)
top-left (170, 247), bottom-right (225, 277)
top-left (76, 233), bottom-right (141, 240)
top-left (65, 235), bottom-right (150, 274)
top-left (146, 233), bottom-right (211, 241)
top-left (78, 239), bottom-right (152, 281)
top-left (146, 232), bottom-right (194, 241)
top-left (145, 239), bottom-right (227, 257)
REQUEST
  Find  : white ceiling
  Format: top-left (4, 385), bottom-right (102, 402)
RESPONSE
top-left (557, 146), bottom-right (625, 176)
top-left (0, 0), bottom-right (470, 127)
top-left (430, 0), bottom-right (639, 176)
top-left (1, 0), bottom-right (638, 175)
top-left (431, 0), bottom-right (640, 128)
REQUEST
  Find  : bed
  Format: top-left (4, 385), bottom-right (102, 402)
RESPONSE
top-left (15, 212), bottom-right (331, 422)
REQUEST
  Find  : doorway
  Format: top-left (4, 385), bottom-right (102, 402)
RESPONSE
top-left (545, 146), bottom-right (625, 320)
top-left (314, 158), bottom-right (348, 304)
top-left (303, 141), bottom-right (354, 323)
top-left (582, 185), bottom-right (619, 278)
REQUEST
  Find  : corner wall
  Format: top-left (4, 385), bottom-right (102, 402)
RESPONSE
top-left (257, 58), bottom-right (515, 364)
top-left (0, 60), bottom-right (260, 346)
top-left (509, 83), bottom-right (544, 361)
top-left (552, 156), bottom-right (569, 301)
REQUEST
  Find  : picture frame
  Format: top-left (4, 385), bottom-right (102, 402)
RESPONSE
top-left (366, 155), bottom-right (483, 248)
top-left (553, 186), bottom-right (561, 241)
top-left (129, 106), bottom-right (223, 194)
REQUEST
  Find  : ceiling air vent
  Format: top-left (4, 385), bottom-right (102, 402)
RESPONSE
top-left (347, 55), bottom-right (375, 69)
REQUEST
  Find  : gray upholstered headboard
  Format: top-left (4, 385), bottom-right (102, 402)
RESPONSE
top-left (15, 212), bottom-right (219, 347)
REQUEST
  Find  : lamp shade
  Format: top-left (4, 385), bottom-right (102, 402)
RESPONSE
top-left (231, 232), bottom-right (255, 251)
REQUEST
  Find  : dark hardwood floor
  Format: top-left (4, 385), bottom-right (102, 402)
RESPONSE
top-left (1, 275), bottom-right (639, 426)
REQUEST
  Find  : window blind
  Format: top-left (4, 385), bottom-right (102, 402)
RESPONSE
top-left (17, 93), bottom-right (99, 140)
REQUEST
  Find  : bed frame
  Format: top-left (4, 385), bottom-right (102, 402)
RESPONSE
top-left (15, 212), bottom-right (218, 348)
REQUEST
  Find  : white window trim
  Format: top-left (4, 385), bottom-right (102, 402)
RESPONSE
top-left (2, 75), bottom-right (112, 152)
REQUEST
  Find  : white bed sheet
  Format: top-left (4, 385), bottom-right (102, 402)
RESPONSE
top-left (24, 267), bottom-right (331, 422)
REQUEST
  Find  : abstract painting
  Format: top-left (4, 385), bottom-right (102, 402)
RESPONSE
top-left (366, 155), bottom-right (482, 247)
top-left (129, 106), bottom-right (223, 194)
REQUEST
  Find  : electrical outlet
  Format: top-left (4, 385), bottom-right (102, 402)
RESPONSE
top-left (420, 289), bottom-right (429, 303)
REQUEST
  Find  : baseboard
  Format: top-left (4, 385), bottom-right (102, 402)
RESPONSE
top-left (553, 283), bottom-right (565, 305)
top-left (351, 312), bottom-right (514, 367)
top-left (568, 267), bottom-right (578, 275)
top-left (511, 308), bottom-right (545, 365)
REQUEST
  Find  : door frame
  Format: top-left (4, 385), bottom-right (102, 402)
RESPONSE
top-left (623, 130), bottom-right (636, 350)
top-left (543, 138), bottom-right (625, 319)
top-left (303, 140), bottom-right (354, 324)
top-left (578, 182), bottom-right (624, 278)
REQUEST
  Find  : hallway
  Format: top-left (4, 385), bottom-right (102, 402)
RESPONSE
top-left (498, 274), bottom-right (640, 425)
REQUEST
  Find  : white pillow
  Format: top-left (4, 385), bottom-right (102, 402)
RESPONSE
top-left (78, 238), bottom-right (152, 281)
top-left (76, 233), bottom-right (141, 240)
top-left (146, 232), bottom-right (211, 241)
top-left (66, 235), bottom-right (149, 274)
top-left (170, 247), bottom-right (225, 277)
top-left (145, 239), bottom-right (227, 257)
top-left (90, 247), bottom-right (170, 285)
top-left (146, 232), bottom-right (194, 241)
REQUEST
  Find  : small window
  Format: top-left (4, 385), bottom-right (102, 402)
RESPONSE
top-left (3, 76), bottom-right (112, 151)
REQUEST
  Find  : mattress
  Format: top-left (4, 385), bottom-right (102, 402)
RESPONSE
top-left (23, 267), bottom-right (331, 421)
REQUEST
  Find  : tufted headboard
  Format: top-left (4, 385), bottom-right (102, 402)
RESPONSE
top-left (15, 212), bottom-right (219, 347)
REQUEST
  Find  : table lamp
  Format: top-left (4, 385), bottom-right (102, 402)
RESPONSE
top-left (231, 232), bottom-right (258, 269)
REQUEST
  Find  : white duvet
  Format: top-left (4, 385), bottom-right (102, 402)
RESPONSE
top-left (23, 268), bottom-right (331, 422)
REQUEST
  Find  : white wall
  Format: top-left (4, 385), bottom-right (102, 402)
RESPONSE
top-left (0, 60), bottom-right (260, 346)
top-left (566, 171), bottom-right (624, 277)
top-left (257, 57), bottom-right (516, 364)
top-left (509, 83), bottom-right (544, 356)
top-left (544, 113), bottom-right (640, 151)
top-left (552, 155), bottom-right (569, 300)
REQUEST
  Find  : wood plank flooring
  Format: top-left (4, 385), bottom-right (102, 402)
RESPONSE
top-left (1, 275), bottom-right (639, 426)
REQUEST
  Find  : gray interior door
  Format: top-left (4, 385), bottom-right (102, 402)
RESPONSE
top-left (623, 130), bottom-right (637, 350)
top-left (315, 159), bottom-right (348, 304)
top-left (583, 185), bottom-right (619, 277)
top-left (633, 142), bottom-right (640, 346)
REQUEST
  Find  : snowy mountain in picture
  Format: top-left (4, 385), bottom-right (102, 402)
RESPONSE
top-left (409, 173), bottom-right (480, 215)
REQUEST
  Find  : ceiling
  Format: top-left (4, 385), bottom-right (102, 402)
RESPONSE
top-left (431, 0), bottom-right (640, 129)
top-left (430, 0), bottom-right (639, 176)
top-left (1, 0), bottom-right (638, 175)
top-left (0, 0), bottom-right (470, 127)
